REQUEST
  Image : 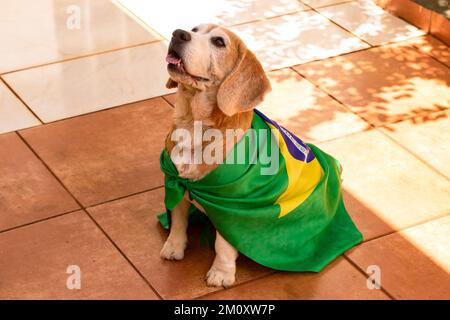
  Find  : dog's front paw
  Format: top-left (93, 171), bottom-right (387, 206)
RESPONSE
top-left (160, 239), bottom-right (187, 260)
top-left (206, 266), bottom-right (236, 287)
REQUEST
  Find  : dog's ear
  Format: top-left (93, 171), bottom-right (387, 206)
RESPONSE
top-left (217, 44), bottom-right (271, 117)
top-left (166, 78), bottom-right (178, 89)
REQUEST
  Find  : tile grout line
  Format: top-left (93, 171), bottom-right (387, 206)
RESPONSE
top-left (0, 32), bottom-right (429, 137)
top-left (0, 0), bottom-right (374, 78)
top-left (15, 95), bottom-right (174, 128)
top-left (270, 33), bottom-right (424, 72)
top-left (0, 1), bottom-right (444, 300)
top-left (297, 0), bottom-right (355, 10)
top-left (85, 184), bottom-right (165, 210)
top-left (0, 78), bottom-right (44, 124)
top-left (223, 7), bottom-right (314, 28)
top-left (161, 95), bottom-right (175, 108)
top-left (375, 126), bottom-right (450, 181)
top-left (3, 35), bottom-right (429, 137)
top-left (301, 0), bottom-right (435, 51)
top-left (306, 105), bottom-right (447, 147)
top-left (343, 255), bottom-right (397, 300)
top-left (0, 208), bottom-right (81, 236)
top-left (111, 0), bottom-right (168, 41)
top-left (116, 0), bottom-right (312, 36)
top-left (357, 210), bottom-right (450, 246)
top-left (13, 131), bottom-right (164, 300)
top-left (291, 61), bottom-right (450, 231)
top-left (227, 0), bottom-right (355, 31)
top-left (0, 0), bottom-right (434, 136)
top-left (5, 45), bottom-right (446, 193)
top-left (81, 208), bottom-right (164, 300)
top-left (0, 183), bottom-right (165, 235)
top-left (308, 128), bottom-right (372, 145)
top-left (161, 53), bottom-right (449, 183)
top-left (193, 270), bottom-right (279, 300)
top-left (298, 0), bottom-right (374, 48)
top-left (407, 41), bottom-right (450, 69)
top-left (7, 110), bottom-right (447, 300)
top-left (291, 61), bottom-right (450, 182)
top-left (114, 0), bottom-right (353, 40)
top-left (4, 40), bottom-right (420, 137)
top-left (427, 10), bottom-right (432, 33)
top-left (289, 35), bottom-right (447, 95)
top-left (0, 39), bottom-right (165, 76)
top-left (289, 66), bottom-right (378, 129)
top-left (266, 45), bottom-right (374, 73)
top-left (295, 56), bottom-right (450, 241)
top-left (2, 1), bottom-right (433, 79)
top-left (281, 32), bottom-right (427, 71)
top-left (195, 248), bottom-right (403, 300)
top-left (0, 0), bottom-right (363, 78)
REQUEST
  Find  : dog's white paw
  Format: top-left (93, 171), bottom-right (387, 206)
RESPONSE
top-left (206, 266), bottom-right (236, 287)
top-left (160, 239), bottom-right (187, 260)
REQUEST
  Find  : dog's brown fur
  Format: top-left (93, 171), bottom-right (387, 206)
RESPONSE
top-left (161, 24), bottom-right (271, 287)
top-left (165, 28), bottom-right (270, 180)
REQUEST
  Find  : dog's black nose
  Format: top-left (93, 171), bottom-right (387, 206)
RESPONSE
top-left (172, 29), bottom-right (191, 42)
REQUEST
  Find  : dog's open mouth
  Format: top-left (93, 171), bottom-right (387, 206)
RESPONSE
top-left (166, 50), bottom-right (209, 82)
top-left (166, 51), bottom-right (185, 72)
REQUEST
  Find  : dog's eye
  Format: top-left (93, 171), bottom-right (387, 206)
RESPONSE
top-left (211, 37), bottom-right (226, 48)
top-left (191, 27), bottom-right (198, 32)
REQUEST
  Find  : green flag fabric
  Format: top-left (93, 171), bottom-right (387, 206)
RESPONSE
top-left (158, 109), bottom-right (362, 272)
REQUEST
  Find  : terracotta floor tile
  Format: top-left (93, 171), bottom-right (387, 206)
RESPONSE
top-left (373, 0), bottom-right (432, 32)
top-left (0, 211), bottom-right (157, 299)
top-left (3, 42), bottom-right (174, 123)
top-left (0, 133), bottom-right (79, 231)
top-left (231, 10), bottom-right (369, 70)
top-left (259, 68), bottom-right (369, 143)
top-left (201, 258), bottom-right (390, 299)
top-left (430, 11), bottom-right (450, 46)
top-left (407, 35), bottom-right (450, 67)
top-left (117, 0), bottom-right (309, 39)
top-left (300, 0), bottom-right (352, 9)
top-left (318, 0), bottom-right (425, 46)
top-left (295, 43), bottom-right (450, 126)
top-left (347, 215), bottom-right (450, 299)
top-left (381, 110), bottom-right (450, 178)
top-left (88, 188), bottom-right (272, 300)
top-left (20, 98), bottom-right (172, 207)
top-left (0, 0), bottom-right (160, 73)
top-left (317, 129), bottom-right (450, 240)
top-left (0, 81), bottom-right (41, 134)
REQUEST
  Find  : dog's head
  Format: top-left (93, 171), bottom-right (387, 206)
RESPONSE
top-left (166, 24), bottom-right (271, 116)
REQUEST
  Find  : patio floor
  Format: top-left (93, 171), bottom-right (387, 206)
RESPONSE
top-left (0, 0), bottom-right (449, 299)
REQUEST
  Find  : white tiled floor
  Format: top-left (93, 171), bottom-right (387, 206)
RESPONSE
top-left (231, 10), bottom-right (369, 70)
top-left (0, 0), bottom-right (160, 73)
top-left (0, 81), bottom-right (41, 134)
top-left (3, 42), bottom-right (173, 123)
top-left (318, 0), bottom-right (425, 45)
top-left (117, 0), bottom-right (310, 39)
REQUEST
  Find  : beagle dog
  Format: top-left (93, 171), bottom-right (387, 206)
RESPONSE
top-left (160, 24), bottom-right (271, 287)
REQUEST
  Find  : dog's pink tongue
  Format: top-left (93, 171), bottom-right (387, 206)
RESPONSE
top-left (166, 53), bottom-right (181, 64)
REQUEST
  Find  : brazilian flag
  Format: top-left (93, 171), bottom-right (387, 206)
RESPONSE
top-left (159, 109), bottom-right (362, 272)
